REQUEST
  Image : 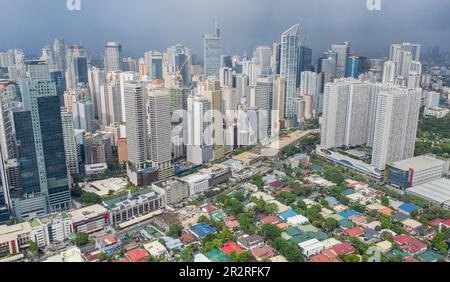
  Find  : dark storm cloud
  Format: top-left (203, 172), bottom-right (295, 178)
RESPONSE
top-left (1, 0), bottom-right (449, 59)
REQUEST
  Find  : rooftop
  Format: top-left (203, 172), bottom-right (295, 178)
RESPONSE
top-left (389, 154), bottom-right (448, 171)
top-left (67, 204), bottom-right (107, 219)
top-left (407, 178), bottom-right (450, 205)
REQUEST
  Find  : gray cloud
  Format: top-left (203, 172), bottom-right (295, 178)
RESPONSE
top-left (1, 0), bottom-right (449, 59)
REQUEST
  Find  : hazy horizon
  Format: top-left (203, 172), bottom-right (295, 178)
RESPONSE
top-left (2, 0), bottom-right (450, 60)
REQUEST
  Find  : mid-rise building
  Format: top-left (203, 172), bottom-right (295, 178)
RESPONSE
top-left (152, 177), bottom-right (189, 206)
top-left (387, 154), bottom-right (449, 189)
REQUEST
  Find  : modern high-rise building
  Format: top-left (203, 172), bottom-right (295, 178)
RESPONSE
top-left (53, 38), bottom-right (67, 73)
top-left (331, 42), bottom-right (350, 78)
top-left (299, 71), bottom-right (321, 115)
top-left (382, 61), bottom-right (396, 84)
top-left (387, 42), bottom-right (422, 88)
top-left (320, 78), bottom-right (381, 149)
top-left (203, 78), bottom-right (223, 159)
top-left (104, 42), bottom-right (123, 73)
top-left (254, 46), bottom-right (272, 75)
top-left (280, 24), bottom-right (300, 121)
top-left (99, 80), bottom-right (121, 126)
top-left (186, 95), bottom-right (213, 165)
top-left (88, 67), bottom-right (106, 119)
top-left (0, 80), bottom-right (20, 222)
top-left (371, 86), bottom-right (421, 170)
top-left (204, 23), bottom-right (222, 78)
top-left (144, 51), bottom-right (163, 80)
top-left (271, 43), bottom-right (281, 75)
top-left (254, 76), bottom-right (274, 135)
top-left (72, 99), bottom-right (94, 133)
top-left (50, 70), bottom-right (66, 107)
top-left (14, 60), bottom-right (71, 219)
top-left (61, 110), bottom-right (79, 175)
top-left (296, 44), bottom-right (313, 87)
top-left (272, 75), bottom-right (286, 135)
top-left (66, 45), bottom-right (88, 89)
top-left (124, 81), bottom-right (148, 175)
top-left (147, 88), bottom-right (174, 180)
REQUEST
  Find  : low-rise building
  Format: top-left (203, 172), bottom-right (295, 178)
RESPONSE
top-left (424, 106), bottom-right (449, 118)
top-left (29, 213), bottom-right (72, 248)
top-left (237, 234), bottom-right (264, 250)
top-left (199, 164), bottom-right (232, 186)
top-left (143, 241), bottom-right (167, 258)
top-left (67, 204), bottom-right (109, 234)
top-left (103, 188), bottom-right (166, 226)
top-left (232, 151), bottom-right (262, 167)
top-left (298, 238), bottom-right (324, 258)
top-left (95, 234), bottom-right (120, 255)
top-left (0, 222), bottom-right (32, 257)
top-left (152, 213), bottom-right (180, 233)
top-left (179, 173), bottom-right (211, 197)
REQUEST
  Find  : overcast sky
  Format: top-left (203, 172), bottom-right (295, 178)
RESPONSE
top-left (1, 0), bottom-right (449, 59)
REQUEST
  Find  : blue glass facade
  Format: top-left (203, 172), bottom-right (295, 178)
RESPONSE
top-left (13, 110), bottom-right (41, 196)
top-left (387, 166), bottom-right (412, 189)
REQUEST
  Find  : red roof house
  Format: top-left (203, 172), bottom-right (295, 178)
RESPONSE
top-left (331, 243), bottom-right (356, 256)
top-left (343, 226), bottom-right (365, 238)
top-left (393, 235), bottom-right (427, 255)
top-left (260, 215), bottom-right (280, 225)
top-left (125, 248), bottom-right (149, 262)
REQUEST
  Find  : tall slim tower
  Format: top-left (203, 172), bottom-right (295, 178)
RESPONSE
top-left (124, 81), bottom-right (148, 171)
top-left (204, 23), bottom-right (222, 78)
top-left (280, 24), bottom-right (300, 121)
top-left (53, 38), bottom-right (67, 73)
top-left (186, 95), bottom-right (213, 165)
top-left (104, 42), bottom-right (123, 73)
top-left (61, 110), bottom-right (79, 175)
top-left (371, 86), bottom-right (421, 170)
top-left (331, 42), bottom-right (350, 79)
top-left (147, 88), bottom-right (174, 180)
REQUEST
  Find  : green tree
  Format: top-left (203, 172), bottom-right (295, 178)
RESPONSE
top-left (29, 241), bottom-right (39, 255)
top-left (260, 223), bottom-right (281, 241)
top-left (75, 232), bottom-right (89, 246)
top-left (180, 245), bottom-right (195, 262)
top-left (80, 192), bottom-right (101, 204)
top-left (381, 196), bottom-right (390, 207)
top-left (230, 250), bottom-right (250, 262)
top-left (167, 223), bottom-right (182, 238)
top-left (323, 217), bottom-right (339, 232)
top-left (342, 254), bottom-right (361, 262)
top-left (99, 252), bottom-right (108, 262)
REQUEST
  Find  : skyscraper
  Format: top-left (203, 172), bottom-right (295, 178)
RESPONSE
top-left (371, 86), bottom-right (421, 170)
top-left (61, 110), bottom-right (79, 175)
top-left (104, 42), bottom-right (123, 73)
top-left (186, 95), bottom-right (213, 165)
top-left (124, 81), bottom-right (148, 172)
top-left (280, 24), bottom-right (299, 121)
top-left (15, 60), bottom-right (71, 219)
top-left (204, 23), bottom-right (222, 78)
top-left (53, 38), bottom-right (67, 73)
top-left (66, 45), bottom-right (88, 89)
top-left (72, 99), bottom-right (94, 133)
top-left (320, 78), bottom-right (380, 149)
top-left (254, 76), bottom-right (274, 135)
top-left (331, 42), bottom-right (350, 78)
top-left (147, 88), bottom-right (174, 180)
top-left (144, 51), bottom-right (163, 80)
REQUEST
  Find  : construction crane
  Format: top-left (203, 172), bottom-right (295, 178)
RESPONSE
top-left (175, 55), bottom-right (189, 77)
